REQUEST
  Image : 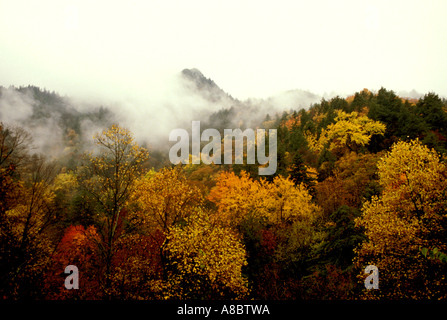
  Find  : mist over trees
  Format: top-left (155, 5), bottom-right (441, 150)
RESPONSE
top-left (1, 71), bottom-right (447, 300)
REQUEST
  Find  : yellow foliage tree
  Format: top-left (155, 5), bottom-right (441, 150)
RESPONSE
top-left (2, 155), bottom-right (58, 298)
top-left (129, 166), bottom-right (204, 234)
top-left (79, 124), bottom-right (149, 295)
top-left (303, 130), bottom-right (325, 154)
top-left (162, 209), bottom-right (249, 299)
top-left (207, 171), bottom-right (267, 226)
top-left (208, 171), bottom-right (321, 227)
top-left (264, 175), bottom-right (320, 224)
top-left (320, 110), bottom-right (386, 154)
top-left (354, 139), bottom-right (447, 299)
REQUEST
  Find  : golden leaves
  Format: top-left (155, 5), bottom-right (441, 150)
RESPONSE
top-left (208, 171), bottom-right (322, 226)
top-left (81, 124), bottom-right (149, 212)
top-left (321, 110), bottom-right (386, 153)
top-left (304, 110), bottom-right (386, 155)
top-left (163, 209), bottom-right (249, 299)
top-left (354, 139), bottom-right (447, 299)
top-left (129, 166), bottom-right (203, 234)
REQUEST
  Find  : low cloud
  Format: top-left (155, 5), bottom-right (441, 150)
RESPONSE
top-left (0, 69), bottom-right (323, 161)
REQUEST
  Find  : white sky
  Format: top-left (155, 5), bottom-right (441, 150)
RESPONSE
top-left (1, 0), bottom-right (446, 101)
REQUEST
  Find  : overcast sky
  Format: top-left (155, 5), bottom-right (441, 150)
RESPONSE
top-left (1, 0), bottom-right (446, 102)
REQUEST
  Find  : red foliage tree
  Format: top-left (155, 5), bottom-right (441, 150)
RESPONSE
top-left (43, 225), bottom-right (101, 299)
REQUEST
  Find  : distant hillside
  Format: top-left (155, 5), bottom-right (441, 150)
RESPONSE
top-left (0, 85), bottom-right (114, 166)
top-left (180, 68), bottom-right (322, 131)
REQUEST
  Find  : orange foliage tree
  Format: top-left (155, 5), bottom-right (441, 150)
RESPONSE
top-left (207, 170), bottom-right (325, 299)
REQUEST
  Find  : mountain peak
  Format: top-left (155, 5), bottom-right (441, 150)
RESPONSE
top-left (181, 68), bottom-right (236, 104)
top-left (181, 68), bottom-right (217, 91)
top-left (181, 68), bottom-right (204, 78)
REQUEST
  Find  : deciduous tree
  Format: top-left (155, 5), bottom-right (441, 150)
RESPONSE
top-left (319, 110), bottom-right (386, 154)
top-left (162, 209), bottom-right (249, 299)
top-left (1, 154), bottom-right (59, 298)
top-left (129, 166), bottom-right (204, 235)
top-left (78, 124), bottom-right (148, 296)
top-left (208, 171), bottom-right (321, 227)
top-left (354, 139), bottom-right (447, 299)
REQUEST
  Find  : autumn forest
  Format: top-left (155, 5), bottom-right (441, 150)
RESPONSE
top-left (1, 86), bottom-right (447, 300)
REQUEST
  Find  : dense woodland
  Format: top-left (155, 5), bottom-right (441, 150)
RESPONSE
top-left (1, 86), bottom-right (447, 300)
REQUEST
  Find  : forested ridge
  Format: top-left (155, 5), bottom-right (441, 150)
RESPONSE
top-left (1, 85), bottom-right (446, 300)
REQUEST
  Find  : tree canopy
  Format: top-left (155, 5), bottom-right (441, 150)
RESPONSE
top-left (1, 86), bottom-right (447, 300)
